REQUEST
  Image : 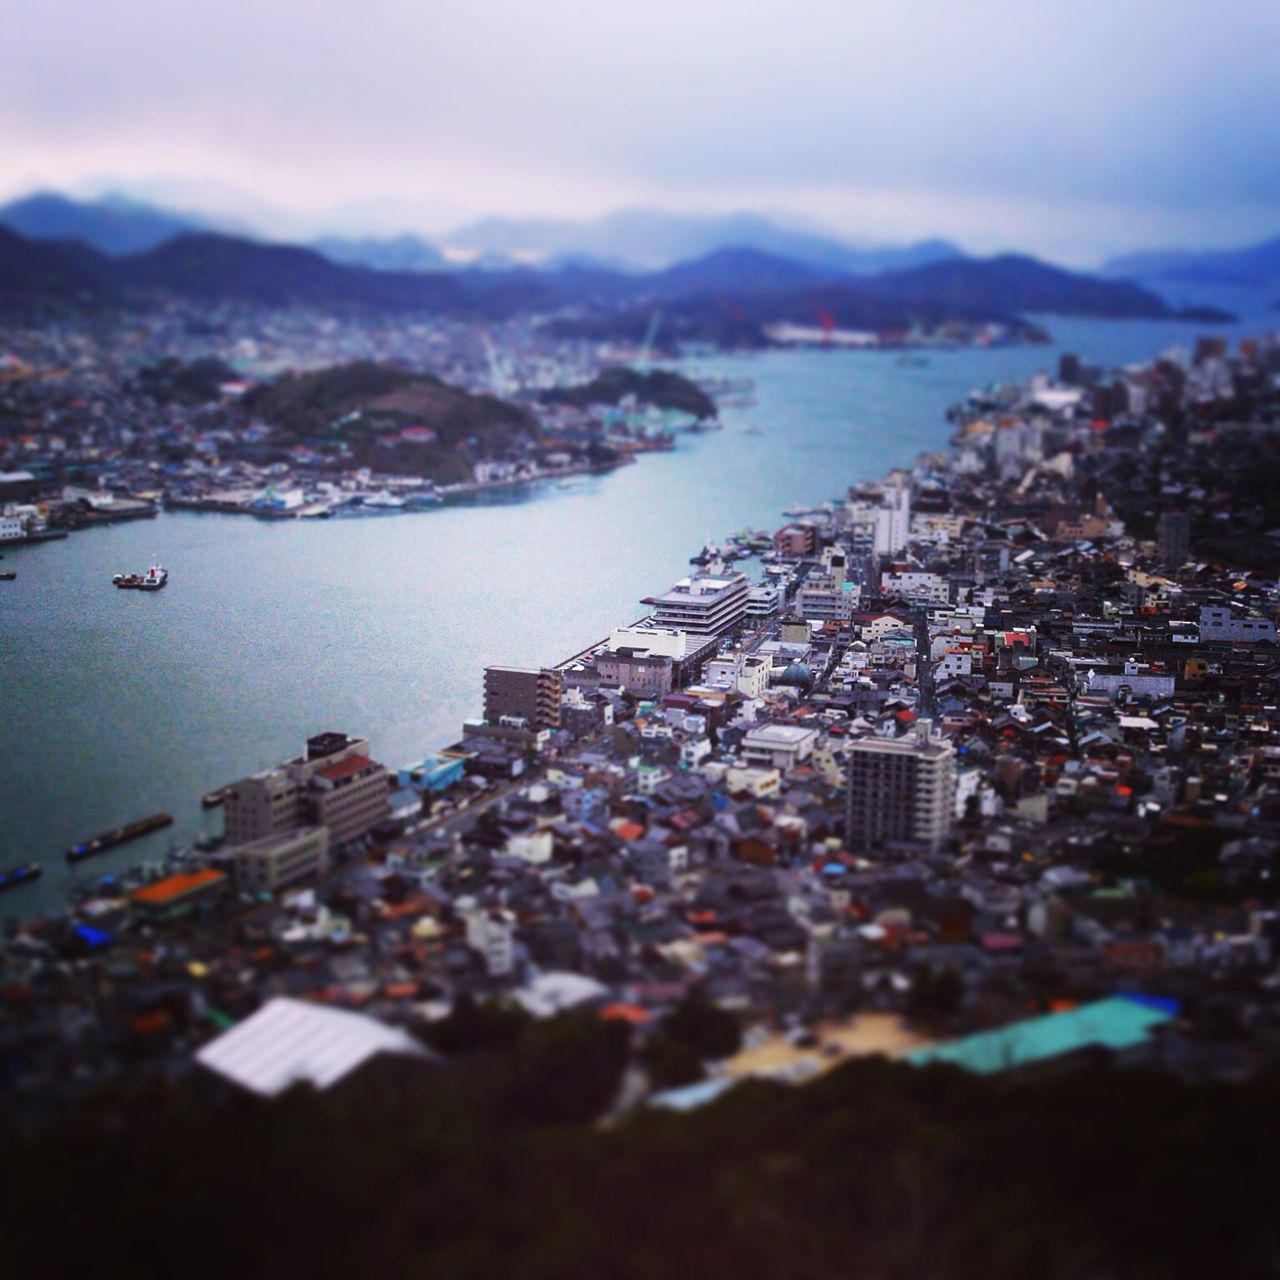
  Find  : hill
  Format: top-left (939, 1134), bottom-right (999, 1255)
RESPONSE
top-left (1103, 235), bottom-right (1280, 289)
top-left (120, 233), bottom-right (560, 316)
top-left (540, 367), bottom-right (716, 419)
top-left (0, 225), bottom-right (117, 312)
top-left (861, 253), bottom-right (1179, 319)
top-left (2, 1038), bottom-right (1278, 1279)
top-left (0, 191), bottom-right (205, 255)
top-left (241, 361), bottom-right (537, 482)
top-left (642, 246), bottom-right (852, 298)
top-left (445, 207), bottom-right (964, 273)
top-left (312, 232), bottom-right (447, 273)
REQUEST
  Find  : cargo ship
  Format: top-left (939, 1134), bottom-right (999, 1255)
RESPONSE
top-left (0, 862), bottom-right (41, 892)
top-left (66, 812), bottom-right (173, 862)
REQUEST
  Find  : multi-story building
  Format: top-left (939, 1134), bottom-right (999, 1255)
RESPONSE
top-left (773, 523), bottom-right (820, 558)
top-left (309, 754), bottom-right (394, 847)
top-left (642, 569), bottom-right (750, 637)
top-left (845, 723), bottom-right (954, 852)
top-left (874, 485), bottom-right (911, 557)
top-left (797, 546), bottom-right (858, 622)
top-left (1199, 606), bottom-right (1276, 645)
top-left (483, 666), bottom-right (563, 729)
top-left (233, 827), bottom-right (331, 894)
top-left (223, 731), bottom-right (390, 866)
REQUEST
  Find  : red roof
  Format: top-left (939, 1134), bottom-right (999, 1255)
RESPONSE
top-left (315, 754), bottom-right (375, 782)
top-left (131, 867), bottom-right (226, 906)
top-left (600, 1003), bottom-right (651, 1025)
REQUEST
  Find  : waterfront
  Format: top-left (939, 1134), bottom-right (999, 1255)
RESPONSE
top-left (0, 314), bottom-right (1256, 915)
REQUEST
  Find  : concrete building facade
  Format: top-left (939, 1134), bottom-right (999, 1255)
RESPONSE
top-left (845, 724), bottom-right (955, 853)
top-left (484, 666), bottom-right (563, 729)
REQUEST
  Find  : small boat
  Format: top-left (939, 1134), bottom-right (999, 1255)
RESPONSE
top-left (0, 862), bottom-right (41, 892)
top-left (113, 573), bottom-right (143, 588)
top-left (201, 785), bottom-right (233, 809)
top-left (360, 489), bottom-right (406, 509)
top-left (137, 563), bottom-right (168, 590)
top-left (689, 541), bottom-right (720, 566)
top-left (0, 570), bottom-right (15, 581)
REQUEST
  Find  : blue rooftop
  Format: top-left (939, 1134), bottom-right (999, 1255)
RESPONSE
top-left (906, 996), bottom-right (1176, 1076)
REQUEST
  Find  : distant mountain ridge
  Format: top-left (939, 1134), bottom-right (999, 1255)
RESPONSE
top-left (1102, 235), bottom-right (1280, 288)
top-left (441, 207), bottom-right (964, 274)
top-left (0, 223), bottom-right (1232, 335)
top-left (0, 191), bottom-right (214, 255)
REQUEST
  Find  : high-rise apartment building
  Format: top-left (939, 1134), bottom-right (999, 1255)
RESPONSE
top-left (1156, 512), bottom-right (1190, 571)
top-left (845, 723), bottom-right (954, 852)
top-left (483, 666), bottom-right (563, 729)
top-left (874, 485), bottom-right (911, 557)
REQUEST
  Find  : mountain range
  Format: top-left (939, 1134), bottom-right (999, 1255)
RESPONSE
top-left (0, 192), bottom-right (961, 276)
top-left (0, 208), bottom-right (1235, 340)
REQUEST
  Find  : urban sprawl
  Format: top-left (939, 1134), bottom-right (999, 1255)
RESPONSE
top-left (6, 317), bottom-right (1280, 1114)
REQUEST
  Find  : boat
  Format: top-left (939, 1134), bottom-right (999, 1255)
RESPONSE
top-left (742, 425), bottom-right (765, 436)
top-left (689, 541), bottom-right (720, 566)
top-left (360, 489), bottom-right (406, 510)
top-left (0, 570), bottom-right (14, 581)
top-left (113, 572), bottom-right (143, 588)
top-left (0, 862), bottom-right (42, 892)
top-left (66, 812), bottom-right (174, 862)
top-left (137, 564), bottom-right (168, 590)
top-left (201, 785), bottom-right (233, 809)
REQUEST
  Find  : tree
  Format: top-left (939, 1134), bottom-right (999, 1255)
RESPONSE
top-left (661, 990), bottom-right (742, 1060)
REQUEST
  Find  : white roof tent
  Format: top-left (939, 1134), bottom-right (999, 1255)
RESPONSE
top-left (195, 997), bottom-right (430, 1097)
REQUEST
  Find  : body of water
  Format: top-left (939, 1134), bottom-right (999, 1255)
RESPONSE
top-left (0, 314), bottom-right (1260, 914)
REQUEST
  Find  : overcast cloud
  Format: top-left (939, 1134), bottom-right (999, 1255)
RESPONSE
top-left (0, 0), bottom-right (1276, 260)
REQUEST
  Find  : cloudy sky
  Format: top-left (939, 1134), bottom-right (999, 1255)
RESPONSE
top-left (0, 0), bottom-right (1276, 261)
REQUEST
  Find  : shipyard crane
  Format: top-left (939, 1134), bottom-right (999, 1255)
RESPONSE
top-left (637, 308), bottom-right (663, 372)
top-left (481, 331), bottom-right (512, 398)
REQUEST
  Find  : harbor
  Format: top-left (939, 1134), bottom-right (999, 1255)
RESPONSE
top-left (0, 314), bottom-right (1256, 917)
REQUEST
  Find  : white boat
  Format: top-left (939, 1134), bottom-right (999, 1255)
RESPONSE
top-left (137, 563), bottom-right (168, 591)
top-left (361, 489), bottom-right (406, 509)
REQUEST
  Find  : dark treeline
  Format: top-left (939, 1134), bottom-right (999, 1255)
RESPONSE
top-left (2, 1006), bottom-right (1277, 1280)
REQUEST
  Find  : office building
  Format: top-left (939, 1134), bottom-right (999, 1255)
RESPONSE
top-left (845, 723), bottom-right (954, 852)
top-left (642, 569), bottom-right (750, 637)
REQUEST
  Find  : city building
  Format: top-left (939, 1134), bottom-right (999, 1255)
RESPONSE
top-left (310, 754), bottom-right (393, 847)
top-left (1199, 606), bottom-right (1278, 645)
top-left (845, 723), bottom-right (954, 852)
top-left (642, 569), bottom-right (750, 637)
top-left (1156, 511), bottom-right (1191, 570)
top-left (741, 723), bottom-right (820, 771)
top-left (223, 731), bottom-right (390, 858)
top-left (233, 826), bottom-right (331, 894)
top-left (874, 484), bottom-right (911, 557)
top-left (484, 666), bottom-right (563, 729)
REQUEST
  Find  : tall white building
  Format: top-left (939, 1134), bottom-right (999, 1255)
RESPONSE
top-left (845, 722), bottom-right (954, 852)
top-left (873, 485), bottom-right (911, 557)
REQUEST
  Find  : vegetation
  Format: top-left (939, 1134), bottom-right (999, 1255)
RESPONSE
top-left (241, 361), bottom-right (537, 482)
top-left (3, 1005), bottom-right (1278, 1279)
top-left (540, 366), bottom-right (717, 420)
